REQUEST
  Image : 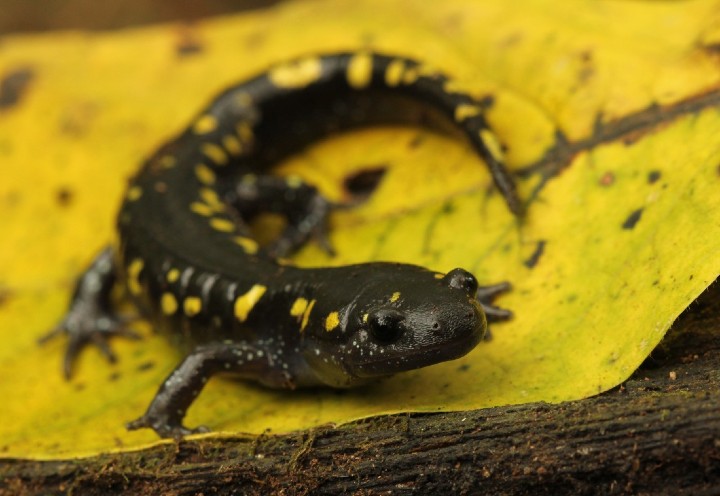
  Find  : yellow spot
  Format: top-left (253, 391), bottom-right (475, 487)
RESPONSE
top-left (479, 128), bottom-right (505, 163)
top-left (233, 236), bottom-right (259, 254)
top-left (194, 164), bottom-right (216, 185)
top-left (362, 313), bottom-right (369, 323)
top-left (443, 80), bottom-right (464, 94)
top-left (193, 114), bottom-right (218, 135)
top-left (126, 186), bottom-right (142, 202)
top-left (325, 311), bottom-right (340, 332)
top-left (161, 293), bottom-right (178, 315)
top-left (454, 104), bottom-right (481, 122)
top-left (390, 292), bottom-right (401, 303)
top-left (241, 174), bottom-right (257, 185)
top-left (236, 121), bottom-right (254, 142)
top-left (234, 92), bottom-right (253, 107)
top-left (159, 155), bottom-right (177, 169)
top-left (199, 187), bottom-right (225, 212)
top-left (385, 59), bottom-right (405, 87)
top-left (286, 175), bottom-right (303, 188)
top-left (184, 296), bottom-right (202, 317)
top-left (234, 284), bottom-right (267, 322)
top-left (347, 52), bottom-right (373, 89)
top-left (191, 201), bottom-right (213, 217)
top-left (434, 273), bottom-right (445, 279)
top-left (127, 259), bottom-right (144, 296)
top-left (269, 57), bottom-right (323, 89)
top-left (167, 268), bottom-right (180, 283)
top-left (210, 217), bottom-right (236, 233)
top-left (223, 135), bottom-right (243, 156)
top-left (201, 142), bottom-right (229, 166)
top-left (290, 297), bottom-right (309, 318)
top-left (300, 299), bottom-right (316, 332)
top-left (402, 67), bottom-right (420, 85)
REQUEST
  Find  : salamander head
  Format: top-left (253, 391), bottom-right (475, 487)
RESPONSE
top-left (304, 266), bottom-right (488, 387)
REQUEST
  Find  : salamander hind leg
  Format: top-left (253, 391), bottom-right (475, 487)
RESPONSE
top-left (228, 174), bottom-right (333, 258)
top-left (127, 341), bottom-right (294, 438)
top-left (39, 246), bottom-right (140, 378)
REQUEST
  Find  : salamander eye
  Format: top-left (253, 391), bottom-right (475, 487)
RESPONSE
top-left (443, 268), bottom-right (479, 297)
top-left (368, 309), bottom-right (405, 344)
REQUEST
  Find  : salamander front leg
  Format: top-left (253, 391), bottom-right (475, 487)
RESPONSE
top-left (476, 281), bottom-right (513, 324)
top-left (127, 341), bottom-right (294, 438)
top-left (39, 246), bottom-right (139, 378)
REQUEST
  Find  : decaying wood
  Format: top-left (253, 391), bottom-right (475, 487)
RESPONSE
top-left (2, 282), bottom-right (719, 496)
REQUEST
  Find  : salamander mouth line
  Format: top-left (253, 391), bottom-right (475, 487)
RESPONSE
top-left (349, 334), bottom-right (481, 373)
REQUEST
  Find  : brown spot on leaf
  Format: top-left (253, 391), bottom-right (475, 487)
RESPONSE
top-left (622, 208), bottom-right (644, 230)
top-left (524, 239), bottom-right (546, 269)
top-left (577, 50), bottom-right (595, 84)
top-left (55, 187), bottom-right (73, 207)
top-left (599, 171), bottom-right (615, 187)
top-left (137, 361), bottom-right (155, 372)
top-left (647, 170), bottom-right (661, 184)
top-left (175, 26), bottom-right (204, 57)
top-left (343, 166), bottom-right (387, 198)
top-left (0, 287), bottom-right (13, 307)
top-left (0, 67), bottom-right (34, 110)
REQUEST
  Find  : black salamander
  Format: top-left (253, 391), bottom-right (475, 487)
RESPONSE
top-left (45, 53), bottom-right (521, 438)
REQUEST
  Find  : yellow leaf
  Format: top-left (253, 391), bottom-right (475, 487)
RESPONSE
top-left (1, 0), bottom-right (719, 458)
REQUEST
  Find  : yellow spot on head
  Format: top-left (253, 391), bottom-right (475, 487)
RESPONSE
top-left (233, 236), bottom-right (259, 254)
top-left (222, 135), bottom-right (243, 156)
top-left (385, 59), bottom-right (405, 87)
top-left (286, 175), bottom-right (303, 188)
top-left (479, 128), bottom-right (505, 163)
top-left (402, 67), bottom-right (420, 85)
top-left (184, 296), bottom-right (202, 317)
top-left (201, 142), bottom-right (229, 166)
top-left (193, 115), bottom-right (218, 135)
top-left (241, 174), bottom-right (257, 185)
top-left (325, 311), bottom-right (340, 332)
top-left (269, 57), bottom-right (323, 89)
top-left (159, 155), bottom-right (177, 169)
top-left (210, 217), bottom-right (236, 233)
top-left (300, 299), bottom-right (316, 332)
top-left (126, 186), bottom-right (143, 202)
top-left (347, 52), bottom-right (373, 89)
top-left (290, 297), bottom-right (309, 318)
top-left (199, 187), bottom-right (225, 212)
top-left (167, 268), bottom-right (180, 283)
top-left (161, 292), bottom-right (178, 315)
top-left (236, 122), bottom-right (254, 142)
top-left (194, 164), bottom-right (216, 185)
top-left (390, 291), bottom-right (401, 303)
top-left (127, 259), bottom-right (144, 296)
top-left (191, 201), bottom-right (213, 216)
top-left (234, 284), bottom-right (267, 322)
top-left (362, 313), bottom-right (369, 323)
top-left (454, 104), bottom-right (481, 122)
top-left (234, 92), bottom-right (253, 107)
top-left (443, 80), bottom-right (464, 94)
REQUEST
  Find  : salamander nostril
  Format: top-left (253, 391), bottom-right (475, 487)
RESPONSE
top-left (432, 322), bottom-right (440, 330)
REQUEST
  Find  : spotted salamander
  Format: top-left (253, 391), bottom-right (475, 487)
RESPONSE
top-left (45, 52), bottom-right (521, 438)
